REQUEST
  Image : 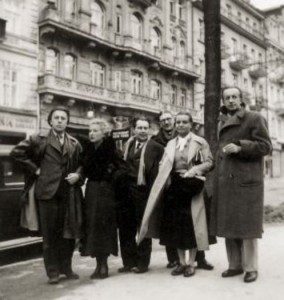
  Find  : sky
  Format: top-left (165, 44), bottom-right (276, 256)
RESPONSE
top-left (250, 0), bottom-right (284, 10)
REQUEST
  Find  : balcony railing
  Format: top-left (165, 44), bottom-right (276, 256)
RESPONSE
top-left (249, 65), bottom-right (266, 79)
top-left (38, 74), bottom-right (160, 112)
top-left (229, 53), bottom-right (250, 71)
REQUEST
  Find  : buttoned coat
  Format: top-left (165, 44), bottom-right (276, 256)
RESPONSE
top-left (138, 133), bottom-right (213, 251)
top-left (210, 109), bottom-right (272, 239)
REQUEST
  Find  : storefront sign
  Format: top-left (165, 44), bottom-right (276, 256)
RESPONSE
top-left (111, 128), bottom-right (131, 141)
top-left (0, 112), bottom-right (37, 133)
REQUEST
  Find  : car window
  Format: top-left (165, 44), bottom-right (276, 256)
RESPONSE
top-left (0, 157), bottom-right (24, 187)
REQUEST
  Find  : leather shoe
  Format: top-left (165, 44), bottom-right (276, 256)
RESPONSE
top-left (244, 271), bottom-right (258, 283)
top-left (90, 266), bottom-right (101, 279)
top-left (184, 266), bottom-right (195, 277)
top-left (166, 261), bottom-right (179, 269)
top-left (118, 266), bottom-right (133, 273)
top-left (132, 266), bottom-right (148, 274)
top-left (171, 265), bottom-right (186, 276)
top-left (100, 263), bottom-right (109, 279)
top-left (222, 269), bottom-right (244, 277)
top-left (48, 276), bottom-right (59, 284)
top-left (197, 259), bottom-right (214, 270)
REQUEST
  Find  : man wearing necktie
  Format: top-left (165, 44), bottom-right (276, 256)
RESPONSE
top-left (117, 116), bottom-right (164, 274)
top-left (11, 106), bottom-right (83, 284)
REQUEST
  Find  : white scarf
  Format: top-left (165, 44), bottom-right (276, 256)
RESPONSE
top-left (176, 132), bottom-right (191, 151)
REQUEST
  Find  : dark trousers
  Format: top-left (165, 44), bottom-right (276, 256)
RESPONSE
top-left (38, 182), bottom-right (75, 278)
top-left (166, 246), bottom-right (179, 263)
top-left (118, 182), bottom-right (152, 269)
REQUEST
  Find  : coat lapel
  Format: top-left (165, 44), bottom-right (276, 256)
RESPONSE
top-left (48, 131), bottom-right (62, 154)
top-left (219, 109), bottom-right (245, 135)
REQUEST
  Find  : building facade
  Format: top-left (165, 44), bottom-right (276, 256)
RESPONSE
top-left (37, 0), bottom-right (199, 136)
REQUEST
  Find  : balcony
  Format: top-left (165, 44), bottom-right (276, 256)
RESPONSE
top-left (229, 53), bottom-right (250, 71)
top-left (249, 65), bottom-right (266, 79)
top-left (38, 74), bottom-right (160, 113)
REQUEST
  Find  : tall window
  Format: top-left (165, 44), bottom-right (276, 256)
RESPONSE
top-left (243, 78), bottom-right (248, 91)
top-left (65, 0), bottom-right (76, 21)
top-left (232, 38), bottom-right (237, 55)
top-left (243, 44), bottom-right (247, 56)
top-left (131, 14), bottom-right (142, 43)
top-left (258, 52), bottom-right (263, 63)
top-left (233, 73), bottom-right (238, 86)
top-left (150, 80), bottom-right (161, 99)
top-left (170, 85), bottom-right (177, 105)
top-left (90, 62), bottom-right (105, 87)
top-left (180, 89), bottom-right (186, 107)
top-left (0, 66), bottom-right (17, 107)
top-left (64, 54), bottom-right (76, 80)
top-left (150, 27), bottom-right (161, 52)
top-left (4, 0), bottom-right (23, 34)
top-left (178, 0), bottom-right (184, 20)
top-left (199, 19), bottom-right (204, 41)
top-left (226, 4), bottom-right (232, 17)
top-left (131, 71), bottom-right (142, 94)
top-left (246, 17), bottom-right (250, 30)
top-left (237, 12), bottom-right (242, 25)
top-left (116, 14), bottom-right (122, 33)
top-left (45, 48), bottom-right (58, 75)
top-left (91, 1), bottom-right (104, 36)
top-left (114, 71), bottom-right (121, 91)
top-left (172, 37), bottom-right (177, 58)
top-left (170, 1), bottom-right (175, 15)
top-left (251, 48), bottom-right (255, 61)
top-left (179, 41), bottom-right (186, 62)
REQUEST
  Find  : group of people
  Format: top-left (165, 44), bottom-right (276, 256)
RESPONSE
top-left (11, 86), bottom-right (272, 285)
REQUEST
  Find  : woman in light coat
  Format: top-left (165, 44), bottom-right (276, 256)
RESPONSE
top-left (138, 111), bottom-right (213, 277)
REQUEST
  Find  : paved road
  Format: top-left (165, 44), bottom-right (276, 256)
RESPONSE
top-left (0, 224), bottom-right (284, 300)
top-left (264, 177), bottom-right (284, 207)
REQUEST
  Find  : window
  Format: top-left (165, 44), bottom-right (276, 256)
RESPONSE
top-left (199, 59), bottom-right (204, 77)
top-left (237, 12), bottom-right (242, 24)
top-left (243, 44), bottom-right (247, 55)
top-left (232, 73), bottom-right (238, 86)
top-left (258, 53), bottom-right (263, 63)
top-left (231, 38), bottom-right (237, 55)
top-left (179, 41), bottom-right (186, 63)
top-left (150, 80), bottom-right (161, 99)
top-left (226, 4), bottom-right (232, 17)
top-left (199, 19), bottom-right (204, 41)
top-left (246, 17), bottom-right (250, 30)
top-left (116, 15), bottom-right (122, 33)
top-left (3, 0), bottom-right (23, 35)
top-left (131, 14), bottom-right (142, 43)
top-left (64, 54), bottom-right (76, 80)
top-left (131, 71), bottom-right (143, 94)
top-left (114, 70), bottom-right (121, 91)
top-left (45, 48), bottom-right (58, 75)
top-left (170, 1), bottom-right (175, 15)
top-left (65, 0), bottom-right (76, 21)
top-left (251, 48), bottom-right (255, 61)
top-left (172, 37), bottom-right (178, 58)
top-left (90, 62), bottom-right (105, 87)
top-left (178, 0), bottom-right (184, 20)
top-left (244, 78), bottom-right (248, 91)
top-left (170, 85), bottom-right (177, 105)
top-left (259, 84), bottom-right (263, 97)
top-left (91, 1), bottom-right (104, 36)
top-left (0, 66), bottom-right (18, 107)
top-left (150, 27), bottom-right (161, 52)
top-left (180, 89), bottom-right (186, 107)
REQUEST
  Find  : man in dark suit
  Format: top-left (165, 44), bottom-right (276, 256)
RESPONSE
top-left (117, 116), bottom-right (164, 274)
top-left (11, 106), bottom-right (83, 284)
top-left (152, 111), bottom-right (214, 271)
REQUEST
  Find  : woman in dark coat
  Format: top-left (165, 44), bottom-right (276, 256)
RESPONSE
top-left (80, 118), bottom-right (122, 279)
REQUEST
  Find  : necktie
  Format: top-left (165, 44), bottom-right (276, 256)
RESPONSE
top-left (58, 134), bottom-right (64, 146)
top-left (135, 142), bottom-right (142, 153)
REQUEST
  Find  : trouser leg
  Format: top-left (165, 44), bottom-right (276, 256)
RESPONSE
top-left (225, 238), bottom-right (243, 270)
top-left (38, 199), bottom-right (60, 278)
top-left (188, 248), bottom-right (198, 267)
top-left (137, 238), bottom-right (152, 268)
top-left (166, 246), bottom-right (179, 263)
top-left (242, 239), bottom-right (258, 272)
top-left (195, 250), bottom-right (205, 263)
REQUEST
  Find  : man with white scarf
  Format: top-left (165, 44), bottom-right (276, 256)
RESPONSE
top-left (117, 116), bottom-right (164, 274)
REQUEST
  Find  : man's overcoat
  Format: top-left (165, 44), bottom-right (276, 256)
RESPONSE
top-left (210, 109), bottom-right (272, 239)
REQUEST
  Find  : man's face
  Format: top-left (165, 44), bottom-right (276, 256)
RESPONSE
top-left (176, 114), bottom-right (192, 137)
top-left (160, 113), bottom-right (174, 132)
top-left (50, 110), bottom-right (68, 133)
top-left (134, 120), bottom-right (150, 142)
top-left (223, 88), bottom-right (242, 112)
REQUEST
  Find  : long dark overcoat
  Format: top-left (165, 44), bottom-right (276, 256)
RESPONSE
top-left (210, 109), bottom-right (272, 239)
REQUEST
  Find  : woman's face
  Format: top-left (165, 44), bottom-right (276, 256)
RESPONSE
top-left (89, 124), bottom-right (104, 143)
top-left (176, 115), bottom-right (192, 137)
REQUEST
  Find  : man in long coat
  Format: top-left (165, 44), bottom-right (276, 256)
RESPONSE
top-left (152, 111), bottom-right (214, 270)
top-left (11, 106), bottom-right (83, 284)
top-left (117, 116), bottom-right (164, 274)
top-left (210, 87), bottom-right (272, 283)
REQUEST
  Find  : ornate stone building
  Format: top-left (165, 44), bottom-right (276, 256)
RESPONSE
top-left (38, 0), bottom-right (199, 135)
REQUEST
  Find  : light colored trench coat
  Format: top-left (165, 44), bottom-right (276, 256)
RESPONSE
top-left (138, 133), bottom-right (213, 251)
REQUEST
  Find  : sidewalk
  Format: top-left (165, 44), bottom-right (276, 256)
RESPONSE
top-left (0, 224), bottom-right (284, 300)
top-left (264, 176), bottom-right (284, 206)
